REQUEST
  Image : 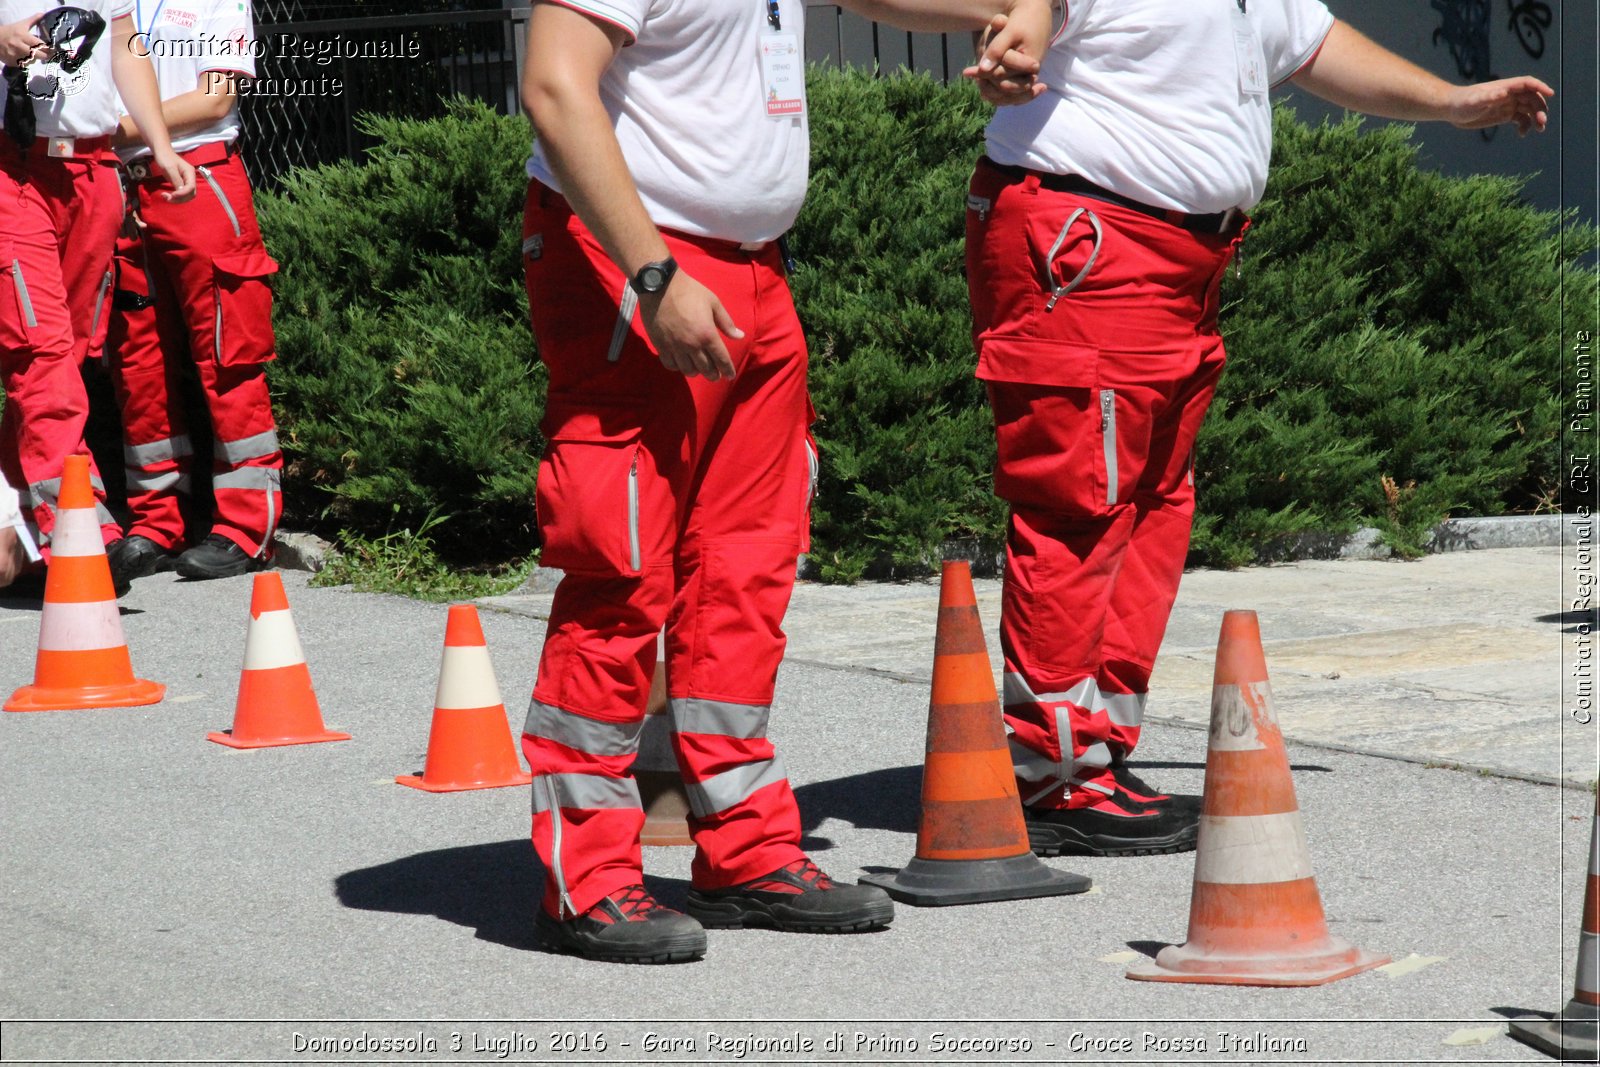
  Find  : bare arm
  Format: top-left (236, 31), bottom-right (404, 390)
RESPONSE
top-left (109, 14), bottom-right (195, 198)
top-left (521, 4), bottom-right (740, 381)
top-left (1291, 20), bottom-right (1552, 134)
top-left (0, 12), bottom-right (44, 65)
top-left (115, 69), bottom-right (238, 148)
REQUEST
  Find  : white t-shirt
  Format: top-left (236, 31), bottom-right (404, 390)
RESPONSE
top-left (0, 0), bottom-right (135, 138)
top-left (985, 0), bottom-right (1335, 213)
top-left (526, 0), bottom-right (810, 245)
top-left (117, 0), bottom-right (256, 161)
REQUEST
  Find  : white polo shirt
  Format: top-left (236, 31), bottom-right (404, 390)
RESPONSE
top-left (526, 0), bottom-right (810, 245)
top-left (118, 0), bottom-right (256, 161)
top-left (0, 0), bottom-right (135, 138)
top-left (985, 0), bottom-right (1335, 213)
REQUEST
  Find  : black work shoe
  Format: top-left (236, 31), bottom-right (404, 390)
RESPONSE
top-left (535, 885), bottom-right (706, 964)
top-left (108, 534), bottom-right (173, 590)
top-left (176, 533), bottom-right (264, 580)
top-left (687, 858), bottom-right (895, 933)
top-left (1108, 763), bottom-right (1202, 812)
top-left (1026, 789), bottom-right (1200, 858)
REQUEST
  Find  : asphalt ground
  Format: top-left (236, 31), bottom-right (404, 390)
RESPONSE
top-left (0, 544), bottom-right (1596, 1066)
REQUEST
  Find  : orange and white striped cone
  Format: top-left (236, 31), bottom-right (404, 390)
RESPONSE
top-left (636, 639), bottom-right (692, 846)
top-left (6, 455), bottom-right (163, 712)
top-left (1127, 610), bottom-right (1389, 986)
top-left (207, 572), bottom-right (349, 748)
top-left (861, 560), bottom-right (1091, 906)
top-left (1509, 794), bottom-right (1599, 1060)
top-left (397, 604), bottom-right (531, 792)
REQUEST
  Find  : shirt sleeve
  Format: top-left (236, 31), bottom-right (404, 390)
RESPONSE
top-left (1264, 0), bottom-right (1334, 85)
top-left (109, 0), bottom-right (135, 19)
top-left (200, 0), bottom-right (256, 77)
top-left (540, 0), bottom-right (649, 43)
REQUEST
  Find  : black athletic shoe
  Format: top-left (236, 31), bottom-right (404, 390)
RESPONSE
top-left (108, 534), bottom-right (173, 589)
top-left (176, 533), bottom-right (263, 580)
top-left (535, 885), bottom-right (706, 965)
top-left (687, 858), bottom-right (895, 933)
top-left (1025, 788), bottom-right (1200, 858)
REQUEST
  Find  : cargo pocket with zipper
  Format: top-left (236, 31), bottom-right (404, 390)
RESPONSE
top-left (536, 400), bottom-right (670, 577)
top-left (209, 250), bottom-right (279, 366)
top-left (1, 242), bottom-right (39, 354)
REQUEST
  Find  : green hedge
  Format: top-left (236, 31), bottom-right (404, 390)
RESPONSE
top-left (257, 71), bottom-right (1596, 576)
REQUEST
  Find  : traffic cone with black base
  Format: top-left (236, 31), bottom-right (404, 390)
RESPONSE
top-left (1127, 610), bottom-right (1388, 986)
top-left (6, 455), bottom-right (163, 712)
top-left (397, 604), bottom-right (531, 792)
top-left (862, 560), bottom-right (1091, 906)
top-left (1509, 795), bottom-right (1599, 1060)
top-left (208, 572), bottom-right (349, 748)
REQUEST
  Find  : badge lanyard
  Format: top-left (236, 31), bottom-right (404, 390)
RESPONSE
top-left (1232, 0), bottom-right (1265, 97)
top-left (760, 0), bottom-right (804, 119)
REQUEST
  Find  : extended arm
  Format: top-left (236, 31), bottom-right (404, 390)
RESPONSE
top-left (109, 14), bottom-right (195, 197)
top-left (521, 3), bottom-right (740, 381)
top-left (115, 70), bottom-right (238, 148)
top-left (1291, 20), bottom-right (1552, 134)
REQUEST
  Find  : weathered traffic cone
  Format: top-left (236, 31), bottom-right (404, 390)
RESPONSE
top-left (6, 454), bottom-right (163, 711)
top-left (1127, 610), bottom-right (1389, 986)
top-left (637, 654), bottom-right (693, 846)
top-left (397, 604), bottom-right (531, 792)
top-left (1509, 794), bottom-right (1599, 1060)
top-left (207, 572), bottom-right (349, 748)
top-left (861, 560), bottom-right (1091, 905)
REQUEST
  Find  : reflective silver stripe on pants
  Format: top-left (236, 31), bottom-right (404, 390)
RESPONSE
top-left (199, 166), bottom-right (242, 237)
top-left (1100, 389), bottom-right (1118, 506)
top-left (126, 470), bottom-right (192, 494)
top-left (1100, 691), bottom-right (1147, 729)
top-left (12, 259), bottom-right (37, 327)
top-left (25, 475), bottom-right (116, 532)
top-left (531, 771), bottom-right (642, 813)
top-left (685, 757), bottom-right (787, 819)
top-left (1003, 672), bottom-right (1096, 711)
top-left (606, 282), bottom-right (638, 363)
top-left (523, 700), bottom-right (643, 757)
top-left (213, 466), bottom-right (281, 492)
top-left (89, 269), bottom-right (112, 347)
top-left (669, 697), bottom-right (771, 740)
top-left (124, 434), bottom-right (194, 467)
top-left (215, 429), bottom-right (281, 465)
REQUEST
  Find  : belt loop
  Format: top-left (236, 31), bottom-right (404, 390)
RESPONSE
top-left (1022, 172), bottom-right (1041, 196)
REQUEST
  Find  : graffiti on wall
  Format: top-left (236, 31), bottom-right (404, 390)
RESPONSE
top-left (1430, 0), bottom-right (1551, 139)
top-left (1506, 0), bottom-right (1552, 59)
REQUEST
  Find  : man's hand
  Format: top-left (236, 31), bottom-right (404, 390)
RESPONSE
top-left (0, 525), bottom-right (24, 588)
top-left (1, 14), bottom-right (45, 66)
top-left (639, 272), bottom-right (742, 382)
top-left (1443, 76), bottom-right (1553, 134)
top-left (963, 9), bottom-right (1049, 106)
top-left (153, 150), bottom-right (196, 202)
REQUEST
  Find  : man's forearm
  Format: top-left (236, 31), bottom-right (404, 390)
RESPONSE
top-left (117, 74), bottom-right (236, 148)
top-left (1291, 21), bottom-right (1452, 120)
top-left (839, 0), bottom-right (1048, 36)
top-left (111, 33), bottom-right (176, 153)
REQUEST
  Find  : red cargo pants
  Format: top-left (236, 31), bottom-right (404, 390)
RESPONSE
top-left (965, 158), bottom-right (1243, 810)
top-left (520, 182), bottom-right (815, 919)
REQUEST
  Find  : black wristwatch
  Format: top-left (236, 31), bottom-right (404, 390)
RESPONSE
top-left (632, 257), bottom-right (678, 295)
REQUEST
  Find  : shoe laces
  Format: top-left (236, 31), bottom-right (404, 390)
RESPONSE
top-left (1108, 763), bottom-right (1170, 802)
top-left (761, 858), bottom-right (836, 894)
top-left (591, 884), bottom-right (664, 924)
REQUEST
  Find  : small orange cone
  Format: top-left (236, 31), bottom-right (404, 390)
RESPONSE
top-left (1508, 793), bottom-right (1599, 1059)
top-left (862, 560), bottom-right (1091, 905)
top-left (1127, 610), bottom-right (1389, 986)
top-left (637, 656), bottom-right (693, 846)
top-left (6, 455), bottom-right (163, 712)
top-left (397, 604), bottom-right (531, 792)
top-left (207, 572), bottom-right (349, 748)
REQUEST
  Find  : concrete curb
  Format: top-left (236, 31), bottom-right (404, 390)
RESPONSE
top-left (271, 530), bottom-right (336, 572)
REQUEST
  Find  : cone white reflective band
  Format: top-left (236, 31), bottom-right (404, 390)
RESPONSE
top-left (685, 757), bottom-right (787, 818)
top-left (48, 505), bottom-right (107, 558)
top-left (124, 434), bottom-right (192, 466)
top-left (1099, 690), bottom-right (1147, 728)
top-left (1578, 931), bottom-right (1599, 997)
top-left (433, 645), bottom-right (503, 710)
top-left (1193, 811), bottom-right (1315, 885)
top-left (214, 466), bottom-right (282, 491)
top-left (531, 772), bottom-right (641, 812)
top-left (216, 430), bottom-right (281, 465)
top-left (126, 469), bottom-right (190, 494)
top-left (523, 700), bottom-right (642, 757)
top-left (38, 599), bottom-right (125, 651)
top-left (1003, 671), bottom-right (1095, 710)
top-left (634, 711), bottom-right (677, 773)
top-left (669, 697), bottom-right (770, 739)
top-left (1208, 682), bottom-right (1273, 751)
top-left (242, 608), bottom-right (306, 670)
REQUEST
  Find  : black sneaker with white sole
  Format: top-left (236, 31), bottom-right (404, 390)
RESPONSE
top-left (176, 533), bottom-right (264, 580)
top-left (535, 884), bottom-right (706, 964)
top-left (687, 858), bottom-right (894, 933)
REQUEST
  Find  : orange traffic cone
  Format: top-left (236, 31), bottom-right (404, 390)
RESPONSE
top-left (207, 572), bottom-right (349, 748)
top-left (637, 642), bottom-right (693, 846)
top-left (1509, 794), bottom-right (1599, 1060)
top-left (6, 455), bottom-right (163, 712)
top-left (397, 604), bottom-right (531, 792)
top-left (1127, 610), bottom-right (1389, 986)
top-left (862, 560), bottom-right (1091, 906)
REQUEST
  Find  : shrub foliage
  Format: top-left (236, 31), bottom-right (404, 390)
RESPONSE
top-left (257, 77), bottom-right (1594, 576)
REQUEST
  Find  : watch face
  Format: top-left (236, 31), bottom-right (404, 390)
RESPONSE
top-left (640, 266), bottom-right (667, 291)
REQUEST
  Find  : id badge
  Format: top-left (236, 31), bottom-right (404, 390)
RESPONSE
top-left (760, 32), bottom-right (805, 118)
top-left (1233, 23), bottom-right (1267, 96)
